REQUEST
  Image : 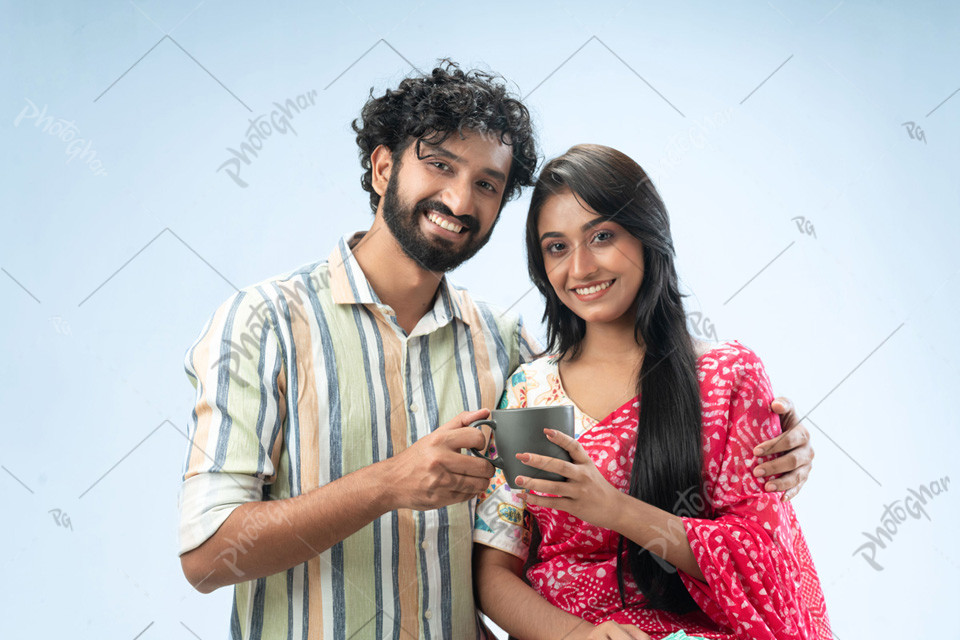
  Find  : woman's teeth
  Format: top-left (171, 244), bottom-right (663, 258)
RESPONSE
top-left (427, 211), bottom-right (463, 233)
top-left (574, 281), bottom-right (613, 295)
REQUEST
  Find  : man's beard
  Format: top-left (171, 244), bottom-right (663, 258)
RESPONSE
top-left (380, 172), bottom-right (496, 273)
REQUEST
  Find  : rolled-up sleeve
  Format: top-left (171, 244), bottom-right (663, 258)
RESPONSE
top-left (473, 368), bottom-right (531, 560)
top-left (178, 289), bottom-right (286, 555)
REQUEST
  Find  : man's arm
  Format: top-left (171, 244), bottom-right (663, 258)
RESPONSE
top-left (181, 409), bottom-right (495, 593)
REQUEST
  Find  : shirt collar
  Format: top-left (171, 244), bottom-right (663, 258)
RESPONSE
top-left (328, 231), bottom-right (468, 327)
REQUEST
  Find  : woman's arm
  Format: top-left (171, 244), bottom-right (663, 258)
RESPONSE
top-left (474, 545), bottom-right (595, 640)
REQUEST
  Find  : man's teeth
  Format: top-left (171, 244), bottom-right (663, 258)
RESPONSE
top-left (575, 281), bottom-right (613, 295)
top-left (427, 212), bottom-right (463, 233)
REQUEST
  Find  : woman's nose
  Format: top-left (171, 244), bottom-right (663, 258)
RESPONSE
top-left (569, 242), bottom-right (598, 279)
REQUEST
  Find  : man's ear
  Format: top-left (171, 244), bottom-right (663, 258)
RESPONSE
top-left (370, 144), bottom-right (394, 197)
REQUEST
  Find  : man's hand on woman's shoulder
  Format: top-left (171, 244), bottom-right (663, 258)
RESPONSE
top-left (755, 396), bottom-right (814, 501)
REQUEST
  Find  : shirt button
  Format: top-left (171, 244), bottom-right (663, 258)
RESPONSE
top-left (424, 610), bottom-right (432, 620)
top-left (421, 540), bottom-right (430, 550)
top-left (410, 403), bottom-right (420, 413)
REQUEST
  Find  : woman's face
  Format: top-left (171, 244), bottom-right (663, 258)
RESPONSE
top-left (537, 189), bottom-right (645, 328)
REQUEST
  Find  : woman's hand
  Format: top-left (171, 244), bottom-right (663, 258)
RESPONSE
top-left (582, 621), bottom-right (651, 640)
top-left (514, 428), bottom-right (622, 530)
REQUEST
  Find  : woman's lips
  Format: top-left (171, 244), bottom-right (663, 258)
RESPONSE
top-left (571, 279), bottom-right (614, 300)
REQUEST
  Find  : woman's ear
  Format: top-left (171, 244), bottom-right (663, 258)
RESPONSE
top-left (370, 144), bottom-right (394, 197)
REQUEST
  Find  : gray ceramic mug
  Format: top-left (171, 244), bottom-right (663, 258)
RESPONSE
top-left (468, 405), bottom-right (575, 490)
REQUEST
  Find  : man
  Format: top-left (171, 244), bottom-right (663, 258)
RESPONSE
top-left (178, 61), bottom-right (814, 640)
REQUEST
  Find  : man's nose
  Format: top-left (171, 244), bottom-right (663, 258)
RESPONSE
top-left (441, 178), bottom-right (475, 218)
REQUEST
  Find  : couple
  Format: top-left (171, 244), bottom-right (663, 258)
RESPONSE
top-left (177, 61), bottom-right (828, 639)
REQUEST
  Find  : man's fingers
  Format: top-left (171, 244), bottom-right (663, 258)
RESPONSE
top-left (771, 396), bottom-right (794, 415)
top-left (451, 478), bottom-right (494, 498)
top-left (782, 479), bottom-right (806, 501)
top-left (754, 422), bottom-right (809, 457)
top-left (755, 450), bottom-right (806, 478)
top-left (444, 425), bottom-right (492, 452)
top-left (759, 467), bottom-right (809, 493)
top-left (446, 452), bottom-right (496, 479)
top-left (439, 409), bottom-right (490, 431)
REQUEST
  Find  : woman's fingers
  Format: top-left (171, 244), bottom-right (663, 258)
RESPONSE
top-left (516, 451), bottom-right (577, 478)
top-left (621, 625), bottom-right (650, 640)
top-left (544, 428), bottom-right (592, 463)
top-left (515, 475), bottom-right (568, 497)
top-left (588, 622), bottom-right (650, 640)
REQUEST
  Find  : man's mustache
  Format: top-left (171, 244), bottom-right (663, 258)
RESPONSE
top-left (415, 200), bottom-right (478, 233)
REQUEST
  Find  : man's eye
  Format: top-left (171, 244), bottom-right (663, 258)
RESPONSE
top-left (430, 161), bottom-right (450, 171)
top-left (478, 180), bottom-right (497, 193)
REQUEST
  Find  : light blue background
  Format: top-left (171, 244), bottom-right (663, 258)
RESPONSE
top-left (2, 1), bottom-right (958, 638)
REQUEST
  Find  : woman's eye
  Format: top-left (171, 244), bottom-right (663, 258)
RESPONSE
top-left (592, 230), bottom-right (614, 243)
top-left (544, 242), bottom-right (566, 255)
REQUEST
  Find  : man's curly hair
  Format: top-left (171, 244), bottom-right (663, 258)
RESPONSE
top-left (352, 60), bottom-right (539, 213)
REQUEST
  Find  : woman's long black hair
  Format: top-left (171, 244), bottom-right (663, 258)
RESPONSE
top-left (525, 144), bottom-right (704, 613)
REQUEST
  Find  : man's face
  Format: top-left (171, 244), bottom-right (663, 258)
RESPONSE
top-left (380, 130), bottom-right (514, 273)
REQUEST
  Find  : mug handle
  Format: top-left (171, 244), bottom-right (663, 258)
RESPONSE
top-left (467, 419), bottom-right (503, 469)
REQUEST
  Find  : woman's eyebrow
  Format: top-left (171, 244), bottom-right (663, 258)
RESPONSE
top-left (581, 216), bottom-right (608, 230)
top-left (539, 216), bottom-right (609, 241)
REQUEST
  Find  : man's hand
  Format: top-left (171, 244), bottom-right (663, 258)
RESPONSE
top-left (382, 408), bottom-right (495, 511)
top-left (754, 396), bottom-right (815, 501)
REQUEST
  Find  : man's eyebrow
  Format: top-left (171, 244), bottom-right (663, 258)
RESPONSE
top-left (424, 143), bottom-right (462, 163)
top-left (421, 142), bottom-right (507, 184)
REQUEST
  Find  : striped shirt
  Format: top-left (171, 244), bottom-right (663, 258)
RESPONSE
top-left (179, 232), bottom-right (537, 640)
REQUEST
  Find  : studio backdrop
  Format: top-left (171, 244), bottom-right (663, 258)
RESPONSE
top-left (2, 1), bottom-right (958, 638)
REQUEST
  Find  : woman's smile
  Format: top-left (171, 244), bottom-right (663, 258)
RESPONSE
top-left (571, 278), bottom-right (616, 300)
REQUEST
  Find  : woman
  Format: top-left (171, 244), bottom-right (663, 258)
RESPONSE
top-left (473, 145), bottom-right (831, 640)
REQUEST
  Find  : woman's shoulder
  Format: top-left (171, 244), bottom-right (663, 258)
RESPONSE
top-left (696, 340), bottom-right (773, 394)
top-left (513, 353), bottom-right (560, 380)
